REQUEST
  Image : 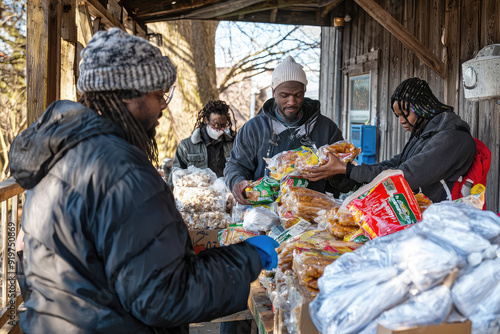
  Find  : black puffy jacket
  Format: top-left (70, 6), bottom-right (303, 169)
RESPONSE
top-left (9, 101), bottom-right (262, 334)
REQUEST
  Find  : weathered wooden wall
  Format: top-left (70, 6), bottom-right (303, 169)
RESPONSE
top-left (26, 0), bottom-right (147, 124)
top-left (320, 0), bottom-right (500, 211)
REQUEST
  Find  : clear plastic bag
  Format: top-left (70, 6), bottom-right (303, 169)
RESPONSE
top-left (469, 282), bottom-right (500, 334)
top-left (171, 165), bottom-right (217, 187)
top-left (451, 258), bottom-right (500, 317)
top-left (393, 235), bottom-right (460, 291)
top-left (265, 146), bottom-right (319, 180)
top-left (217, 227), bottom-right (259, 246)
top-left (375, 283), bottom-right (453, 330)
top-left (174, 186), bottom-right (225, 213)
top-left (317, 140), bottom-right (361, 164)
top-left (180, 211), bottom-right (228, 229)
top-left (243, 206), bottom-right (279, 232)
top-left (281, 186), bottom-right (339, 222)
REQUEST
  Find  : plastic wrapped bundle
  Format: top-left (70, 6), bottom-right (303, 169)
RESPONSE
top-left (309, 267), bottom-right (400, 333)
top-left (171, 165), bottom-right (217, 187)
top-left (393, 235), bottom-right (460, 291)
top-left (243, 206), bottom-right (279, 232)
top-left (244, 176), bottom-right (280, 204)
top-left (218, 227), bottom-right (259, 246)
top-left (326, 272), bottom-right (412, 334)
top-left (469, 282), bottom-right (500, 334)
top-left (451, 258), bottom-right (500, 317)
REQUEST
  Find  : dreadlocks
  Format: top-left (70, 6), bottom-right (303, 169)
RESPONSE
top-left (391, 77), bottom-right (453, 135)
top-left (193, 100), bottom-right (236, 134)
top-left (79, 91), bottom-right (159, 165)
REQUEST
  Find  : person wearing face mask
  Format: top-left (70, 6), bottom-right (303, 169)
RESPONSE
top-left (225, 56), bottom-right (355, 204)
top-left (304, 77), bottom-right (477, 203)
top-left (169, 100), bottom-right (236, 187)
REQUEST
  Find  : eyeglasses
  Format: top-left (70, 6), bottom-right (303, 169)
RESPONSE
top-left (163, 86), bottom-right (176, 105)
top-left (208, 121), bottom-right (228, 130)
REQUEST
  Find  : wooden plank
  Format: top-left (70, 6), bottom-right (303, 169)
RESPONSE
top-left (209, 309), bottom-right (254, 323)
top-left (0, 179), bottom-right (23, 204)
top-left (377, 0), bottom-right (390, 161)
top-left (26, 0), bottom-right (50, 124)
top-left (0, 294), bottom-right (23, 329)
top-left (84, 0), bottom-right (125, 30)
top-left (321, 0), bottom-right (344, 17)
top-left (184, 0), bottom-right (266, 19)
top-left (443, 0), bottom-right (460, 111)
top-left (429, 0), bottom-right (443, 99)
top-left (77, 4), bottom-right (93, 45)
top-left (248, 281), bottom-right (274, 334)
top-left (60, 0), bottom-right (77, 102)
top-left (1, 201), bottom-right (7, 309)
top-left (107, 0), bottom-right (122, 20)
top-left (354, 0), bottom-right (445, 79)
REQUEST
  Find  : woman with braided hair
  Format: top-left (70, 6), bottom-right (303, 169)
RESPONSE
top-left (169, 100), bottom-right (237, 187)
top-left (304, 77), bottom-right (476, 202)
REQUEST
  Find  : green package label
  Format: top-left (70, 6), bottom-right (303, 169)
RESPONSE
top-left (388, 193), bottom-right (417, 225)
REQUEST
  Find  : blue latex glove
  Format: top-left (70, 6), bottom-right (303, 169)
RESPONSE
top-left (244, 235), bottom-right (279, 270)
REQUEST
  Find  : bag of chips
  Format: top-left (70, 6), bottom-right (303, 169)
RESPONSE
top-left (341, 170), bottom-right (422, 240)
top-left (244, 176), bottom-right (280, 204)
top-left (265, 146), bottom-right (319, 180)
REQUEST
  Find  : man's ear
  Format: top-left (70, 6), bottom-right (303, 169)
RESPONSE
top-left (272, 89), bottom-right (275, 98)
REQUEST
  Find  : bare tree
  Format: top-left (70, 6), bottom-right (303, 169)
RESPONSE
top-left (0, 0), bottom-right (27, 178)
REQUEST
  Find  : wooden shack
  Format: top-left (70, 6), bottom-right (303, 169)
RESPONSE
top-left (26, 0), bottom-right (500, 210)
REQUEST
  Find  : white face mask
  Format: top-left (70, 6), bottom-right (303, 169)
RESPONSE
top-left (206, 125), bottom-right (224, 140)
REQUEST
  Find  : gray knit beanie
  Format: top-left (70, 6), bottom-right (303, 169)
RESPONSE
top-left (271, 56), bottom-right (308, 90)
top-left (77, 28), bottom-right (177, 94)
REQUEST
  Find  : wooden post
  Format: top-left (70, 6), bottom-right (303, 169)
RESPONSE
top-left (443, 0), bottom-right (460, 111)
top-left (60, 0), bottom-right (78, 102)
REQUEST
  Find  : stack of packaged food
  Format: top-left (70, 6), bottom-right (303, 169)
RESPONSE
top-left (171, 166), bottom-right (228, 230)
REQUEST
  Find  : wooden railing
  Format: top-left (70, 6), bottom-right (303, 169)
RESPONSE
top-left (0, 178), bottom-right (24, 333)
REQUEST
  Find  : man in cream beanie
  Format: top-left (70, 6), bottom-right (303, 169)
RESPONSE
top-left (225, 55), bottom-right (355, 204)
top-left (9, 28), bottom-right (273, 333)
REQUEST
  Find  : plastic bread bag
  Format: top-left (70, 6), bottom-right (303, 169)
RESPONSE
top-left (374, 269), bottom-right (457, 332)
top-left (451, 258), bottom-right (500, 317)
top-left (282, 186), bottom-right (339, 222)
top-left (343, 228), bottom-right (370, 243)
top-left (469, 282), bottom-right (500, 334)
top-left (171, 165), bottom-right (216, 187)
top-left (217, 227), bottom-right (259, 246)
top-left (317, 140), bottom-right (361, 164)
top-left (243, 206), bottom-right (279, 232)
top-left (392, 235), bottom-right (460, 291)
top-left (309, 267), bottom-right (399, 333)
top-left (264, 146), bottom-right (319, 180)
top-left (341, 170), bottom-right (422, 240)
top-left (276, 174), bottom-right (309, 203)
top-left (292, 247), bottom-right (341, 280)
top-left (414, 192), bottom-right (433, 212)
top-left (244, 176), bottom-right (280, 204)
top-left (315, 207), bottom-right (357, 228)
top-left (327, 271), bottom-right (412, 334)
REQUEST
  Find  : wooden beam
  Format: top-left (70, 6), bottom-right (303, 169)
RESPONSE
top-left (218, 0), bottom-right (317, 20)
top-left (77, 4), bottom-right (93, 45)
top-left (183, 0), bottom-right (266, 20)
top-left (443, 0), bottom-right (460, 109)
top-left (354, 0), bottom-right (446, 79)
top-left (26, 0), bottom-right (51, 124)
top-left (84, 0), bottom-right (124, 30)
top-left (270, 8), bottom-right (278, 23)
top-left (321, 0), bottom-right (343, 18)
top-left (60, 0), bottom-right (78, 102)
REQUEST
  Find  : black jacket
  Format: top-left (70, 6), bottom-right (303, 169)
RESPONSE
top-left (349, 112), bottom-right (476, 202)
top-left (9, 101), bottom-right (262, 334)
top-left (224, 98), bottom-right (354, 195)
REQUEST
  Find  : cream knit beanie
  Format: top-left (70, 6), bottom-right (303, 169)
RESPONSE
top-left (77, 28), bottom-right (177, 94)
top-left (271, 56), bottom-right (308, 90)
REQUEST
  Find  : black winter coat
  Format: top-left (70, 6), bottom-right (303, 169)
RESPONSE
top-left (224, 98), bottom-right (355, 195)
top-left (349, 112), bottom-right (476, 202)
top-left (9, 101), bottom-right (262, 334)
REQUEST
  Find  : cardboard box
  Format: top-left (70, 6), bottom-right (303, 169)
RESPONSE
top-left (188, 229), bottom-right (222, 254)
top-left (377, 320), bottom-right (472, 334)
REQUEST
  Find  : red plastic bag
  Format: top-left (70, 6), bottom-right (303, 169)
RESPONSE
top-left (341, 170), bottom-right (422, 239)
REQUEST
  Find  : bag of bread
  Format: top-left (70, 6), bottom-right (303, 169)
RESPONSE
top-left (218, 226), bottom-right (259, 246)
top-left (244, 176), bottom-right (280, 204)
top-left (341, 170), bottom-right (422, 240)
top-left (265, 146), bottom-right (319, 180)
top-left (414, 192), bottom-right (433, 212)
top-left (343, 228), bottom-right (369, 243)
top-left (282, 186), bottom-right (339, 222)
top-left (318, 140), bottom-right (361, 164)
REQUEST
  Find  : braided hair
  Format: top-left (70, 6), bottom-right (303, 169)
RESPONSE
top-left (391, 77), bottom-right (453, 134)
top-left (79, 90), bottom-right (159, 165)
top-left (193, 100), bottom-right (236, 135)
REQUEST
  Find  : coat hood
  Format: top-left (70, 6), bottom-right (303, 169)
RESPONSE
top-left (420, 112), bottom-right (470, 137)
top-left (9, 100), bottom-right (121, 189)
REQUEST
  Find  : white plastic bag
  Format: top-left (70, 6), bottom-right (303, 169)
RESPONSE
top-left (243, 206), bottom-right (279, 232)
top-left (469, 282), bottom-right (500, 334)
top-left (451, 258), bottom-right (500, 317)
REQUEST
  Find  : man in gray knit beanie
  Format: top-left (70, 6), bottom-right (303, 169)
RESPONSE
top-left (9, 28), bottom-right (271, 333)
top-left (225, 55), bottom-right (355, 204)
